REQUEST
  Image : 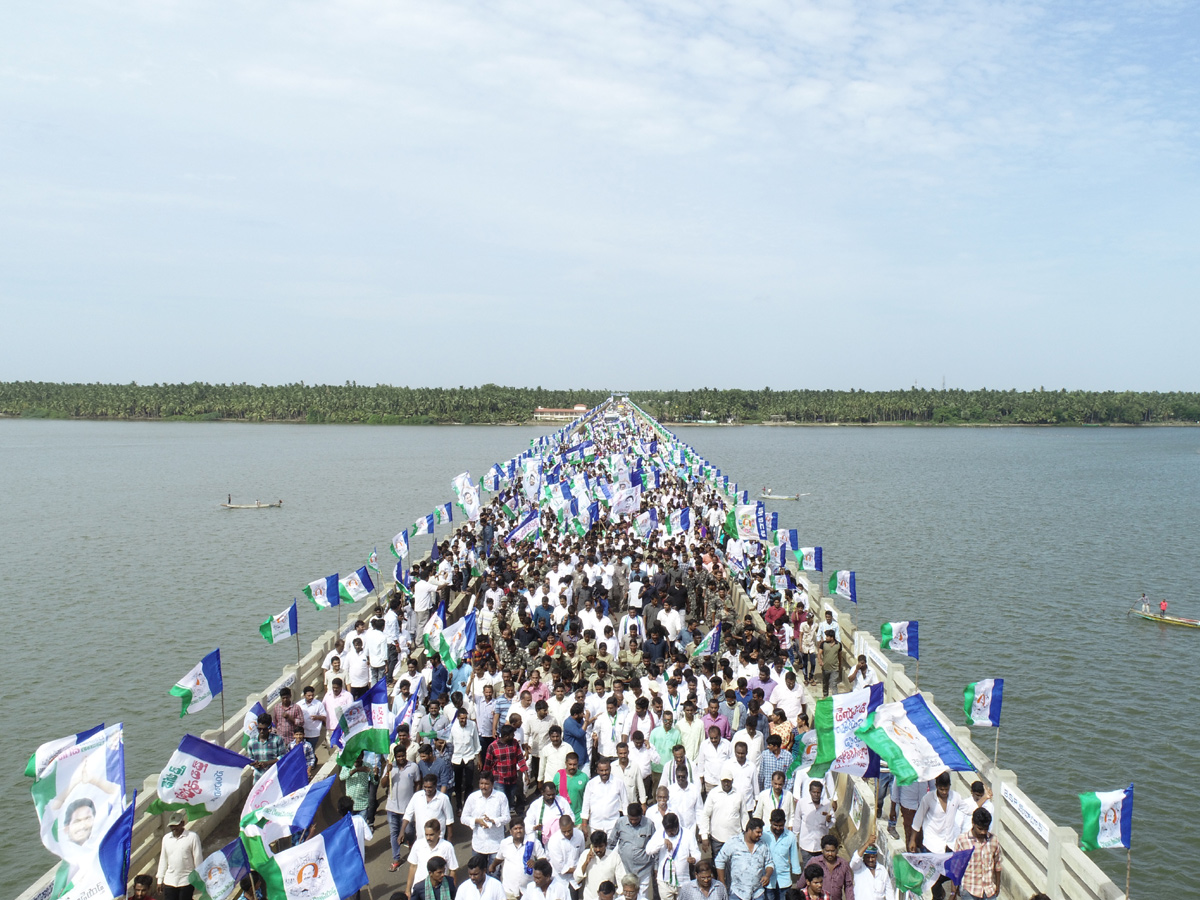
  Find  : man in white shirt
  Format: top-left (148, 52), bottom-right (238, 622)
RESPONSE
top-left (459, 856), bottom-right (508, 900)
top-left (414, 573), bottom-right (437, 635)
top-left (402, 774), bottom-right (456, 839)
top-left (406, 820), bottom-right (460, 894)
top-left (462, 773), bottom-right (512, 863)
top-left (581, 760), bottom-right (629, 839)
top-left (526, 782), bottom-right (573, 848)
top-left (613, 743), bottom-right (648, 809)
top-left (156, 812), bottom-right (203, 897)
top-left (729, 722), bottom-right (764, 774)
top-left (768, 671), bottom-right (810, 723)
top-left (297, 685), bottom-right (326, 749)
top-left (727, 743), bottom-right (757, 812)
top-left (847, 655), bottom-right (880, 692)
top-left (666, 768), bottom-right (705, 836)
top-left (547, 814), bottom-right (585, 880)
top-left (521, 859), bottom-right (573, 900)
top-left (363, 619), bottom-right (389, 685)
top-left (646, 812), bottom-right (700, 900)
top-left (698, 765), bottom-right (746, 861)
top-left (793, 779), bottom-right (834, 859)
top-left (910, 772), bottom-right (970, 853)
top-left (577, 831), bottom-right (627, 900)
top-left (491, 820), bottom-right (544, 900)
top-left (697, 728), bottom-right (732, 794)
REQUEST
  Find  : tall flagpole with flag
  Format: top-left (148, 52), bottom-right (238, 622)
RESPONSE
top-left (964, 678), bottom-right (1004, 765)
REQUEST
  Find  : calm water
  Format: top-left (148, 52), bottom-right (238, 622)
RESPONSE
top-left (2, 421), bottom-right (1196, 898)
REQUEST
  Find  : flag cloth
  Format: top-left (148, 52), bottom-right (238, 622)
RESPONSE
top-left (430, 611), bottom-right (477, 671)
top-left (505, 510), bottom-right (540, 545)
top-left (798, 547), bottom-right (823, 571)
top-left (338, 567), bottom-right (375, 604)
top-left (773, 530), bottom-right (799, 550)
top-left (855, 694), bottom-right (974, 785)
top-left (725, 503), bottom-right (768, 541)
top-left (249, 813), bottom-right (368, 900)
top-left (170, 650), bottom-right (223, 717)
top-left (892, 849), bottom-right (975, 895)
top-left (260, 601), bottom-right (298, 644)
top-left (27, 724), bottom-right (126, 870)
top-left (634, 508), bottom-right (658, 539)
top-left (881, 621), bottom-right (919, 659)
top-left (610, 487), bottom-right (641, 517)
top-left (241, 743), bottom-right (310, 827)
top-left (666, 508), bottom-right (692, 535)
top-left (1080, 784), bottom-right (1133, 851)
top-left (808, 683), bottom-right (885, 779)
top-left (422, 601), bottom-right (446, 653)
top-left (521, 456), bottom-right (542, 503)
top-left (452, 472), bottom-right (482, 521)
top-left (148, 735), bottom-right (251, 819)
top-left (330, 680), bottom-right (393, 765)
top-left (189, 838), bottom-right (250, 900)
top-left (412, 514), bottom-right (435, 536)
top-left (690, 623), bottom-right (721, 659)
top-left (433, 502), bottom-right (453, 525)
top-left (390, 529), bottom-right (409, 559)
top-left (829, 570), bottom-right (856, 603)
top-left (964, 679), bottom-right (1004, 727)
top-left (240, 776), bottom-right (335, 837)
top-left (242, 702), bottom-right (267, 747)
top-left (50, 795), bottom-right (135, 900)
top-left (303, 575), bottom-right (339, 610)
top-left (367, 547), bottom-right (379, 574)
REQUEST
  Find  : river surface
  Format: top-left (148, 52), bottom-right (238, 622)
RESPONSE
top-left (1, 421), bottom-right (1196, 898)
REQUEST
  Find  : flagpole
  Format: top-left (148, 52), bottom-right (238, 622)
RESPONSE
top-left (994, 728), bottom-right (1000, 767)
top-left (1125, 847), bottom-right (1131, 900)
top-left (914, 658), bottom-right (919, 691)
top-left (295, 624), bottom-right (302, 668)
top-left (220, 692), bottom-right (227, 748)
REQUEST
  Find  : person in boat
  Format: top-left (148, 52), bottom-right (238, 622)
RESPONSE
top-left (1160, 599), bottom-right (1169, 615)
top-left (1139, 595), bottom-right (1150, 614)
top-left (228, 494), bottom-right (231, 505)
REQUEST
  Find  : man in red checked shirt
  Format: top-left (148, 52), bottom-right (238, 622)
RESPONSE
top-left (272, 687), bottom-right (306, 745)
top-left (483, 723), bottom-right (528, 815)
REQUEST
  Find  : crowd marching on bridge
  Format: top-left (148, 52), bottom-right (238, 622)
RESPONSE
top-left (37, 400), bottom-right (1009, 900)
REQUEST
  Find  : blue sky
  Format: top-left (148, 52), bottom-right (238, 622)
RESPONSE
top-left (1, 1), bottom-right (1197, 390)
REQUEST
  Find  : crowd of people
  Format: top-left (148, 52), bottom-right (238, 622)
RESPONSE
top-left (155, 404), bottom-right (1003, 900)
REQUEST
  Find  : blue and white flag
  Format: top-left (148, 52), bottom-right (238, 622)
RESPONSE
top-left (634, 508), bottom-right (658, 539)
top-left (856, 693), bottom-right (974, 784)
top-left (251, 812), bottom-right (368, 900)
top-left (666, 508), bottom-right (692, 535)
top-left (260, 601), bottom-right (298, 644)
top-left (392, 692), bottom-right (420, 740)
top-left (393, 561), bottom-right (412, 596)
top-left (964, 679), bottom-right (1004, 727)
top-left (1080, 784), bottom-right (1133, 851)
top-left (390, 528), bottom-right (409, 560)
top-left (241, 743), bottom-right (310, 832)
top-left (189, 838), bottom-right (250, 900)
top-left (690, 623), bottom-right (721, 659)
top-left (774, 529), bottom-right (799, 551)
top-left (412, 513), bottom-right (435, 536)
top-left (241, 775), bottom-right (335, 836)
top-left (242, 702), bottom-right (267, 747)
top-left (482, 464), bottom-right (504, 491)
top-left (798, 547), bottom-right (823, 572)
top-left (505, 510), bottom-right (540, 545)
top-left (303, 575), bottom-right (339, 609)
top-left (51, 794), bottom-right (135, 900)
top-left (149, 735), bottom-right (250, 820)
top-left (433, 502), bottom-right (453, 525)
top-left (830, 570), bottom-right (857, 603)
top-left (769, 511), bottom-right (778, 531)
top-left (881, 621), bottom-right (918, 659)
top-left (170, 650), bottom-right (223, 717)
top-left (338, 567), bottom-right (375, 604)
top-left (893, 849), bottom-right (975, 895)
top-left (367, 547), bottom-right (380, 574)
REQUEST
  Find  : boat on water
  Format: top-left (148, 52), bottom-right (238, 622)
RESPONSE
top-left (1129, 606), bottom-right (1200, 628)
top-left (760, 490), bottom-right (809, 500)
top-left (221, 500), bottom-right (283, 509)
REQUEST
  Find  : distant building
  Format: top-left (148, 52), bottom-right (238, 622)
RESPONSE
top-left (534, 404), bottom-right (588, 422)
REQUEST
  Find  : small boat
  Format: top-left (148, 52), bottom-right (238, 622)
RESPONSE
top-left (760, 491), bottom-right (810, 501)
top-left (1128, 607), bottom-right (1200, 628)
top-left (221, 500), bottom-right (283, 509)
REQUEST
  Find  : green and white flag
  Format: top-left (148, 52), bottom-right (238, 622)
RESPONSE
top-left (245, 814), bottom-right (368, 900)
top-left (170, 650), bottom-right (223, 717)
top-left (452, 472), bottom-right (482, 522)
top-left (189, 838), bottom-right (250, 900)
top-left (259, 601), bottom-right (298, 644)
top-left (338, 567), bottom-right (374, 604)
top-left (389, 529), bottom-right (409, 559)
top-left (1080, 784), bottom-right (1133, 850)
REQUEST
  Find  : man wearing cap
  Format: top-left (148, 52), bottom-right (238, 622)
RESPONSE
top-left (850, 837), bottom-right (887, 900)
top-left (699, 764), bottom-right (747, 862)
top-left (156, 812), bottom-right (203, 900)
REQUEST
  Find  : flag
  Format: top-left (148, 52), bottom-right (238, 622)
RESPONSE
top-left (259, 601), bottom-right (298, 644)
top-left (50, 794), bottom-right (135, 900)
top-left (248, 813), bottom-right (368, 900)
top-left (338, 567), bottom-right (375, 603)
top-left (892, 849), bottom-right (975, 895)
top-left (829, 570), bottom-right (856, 603)
top-left (303, 575), bottom-right (339, 610)
top-left (433, 502), bottom-right (453, 524)
top-left (422, 601), bottom-right (446, 655)
top-left (241, 743), bottom-right (310, 825)
top-left (148, 735), bottom-right (251, 820)
top-left (1080, 784), bottom-right (1133, 851)
top-left (690, 623), bottom-right (721, 659)
top-left (521, 456), bottom-right (542, 503)
top-left (242, 702), bottom-right (267, 747)
top-left (329, 680), bottom-right (393, 764)
top-left (240, 776), bottom-right (336, 837)
top-left (786, 729), bottom-right (821, 779)
top-left (26, 724), bottom-right (126, 870)
top-left (482, 464), bottom-right (504, 491)
top-left (430, 611), bottom-right (477, 671)
top-left (725, 503), bottom-right (768, 541)
top-left (390, 529), bottom-right (409, 559)
top-left (189, 838), bottom-right (250, 900)
top-left (453, 471), bottom-right (482, 521)
top-left (964, 679), bottom-right (1004, 727)
top-left (855, 693), bottom-right (974, 784)
top-left (170, 650), bottom-right (223, 717)
top-left (634, 508), bottom-right (658, 538)
top-left (808, 683), bottom-right (885, 778)
top-left (611, 487), bottom-right (641, 517)
top-left (881, 621), bottom-right (919, 659)
top-left (412, 513), bottom-right (435, 536)
top-left (393, 561), bottom-right (412, 597)
top-left (392, 692), bottom-right (420, 741)
top-left (666, 508), bottom-right (692, 535)
top-left (774, 529), bottom-right (799, 551)
top-left (798, 547), bottom-right (823, 571)
top-left (367, 547), bottom-right (380, 574)
top-left (505, 510), bottom-right (540, 545)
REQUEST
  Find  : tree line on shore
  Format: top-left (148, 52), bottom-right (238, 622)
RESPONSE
top-left (2, 381), bottom-right (1198, 425)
